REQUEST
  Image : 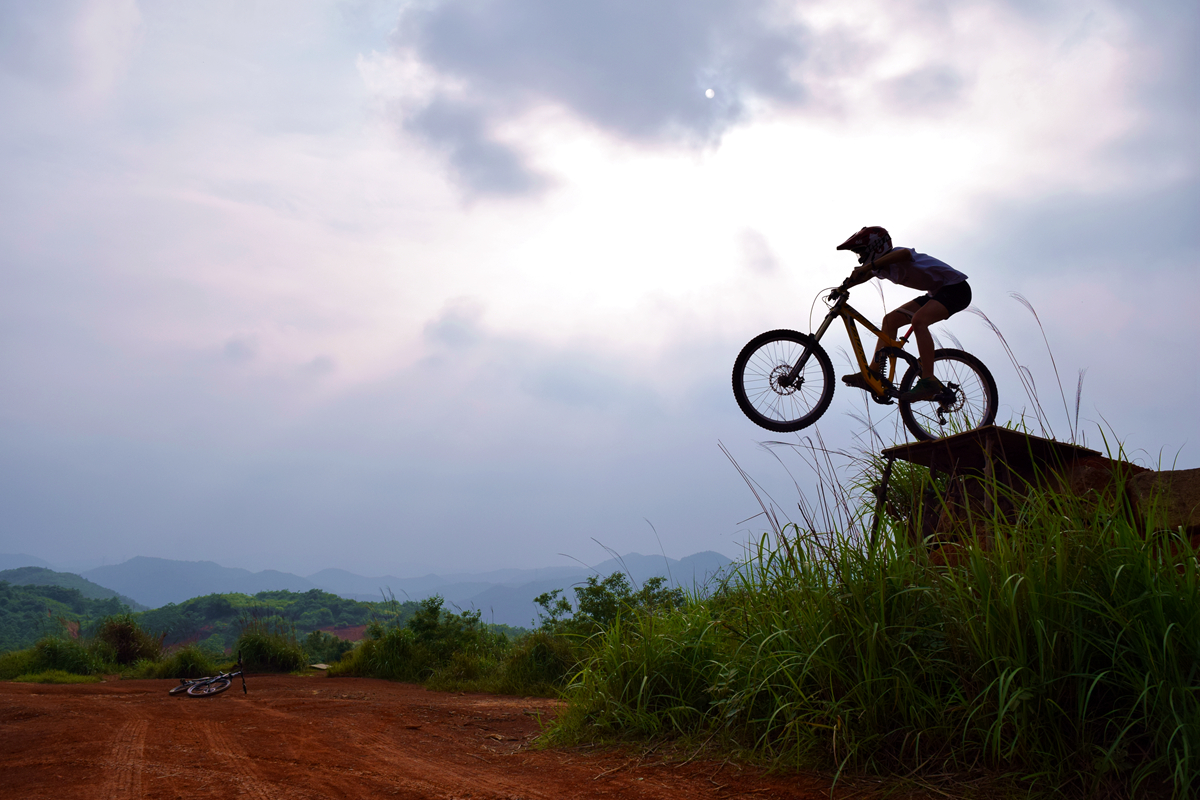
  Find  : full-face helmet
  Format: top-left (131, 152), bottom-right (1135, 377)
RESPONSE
top-left (836, 226), bottom-right (892, 265)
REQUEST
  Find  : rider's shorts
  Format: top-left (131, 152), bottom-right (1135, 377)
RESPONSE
top-left (914, 279), bottom-right (971, 317)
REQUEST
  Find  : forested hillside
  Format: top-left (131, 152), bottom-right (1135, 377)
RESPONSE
top-left (0, 581), bottom-right (130, 651)
top-left (133, 589), bottom-right (421, 653)
top-left (0, 567), bottom-right (147, 611)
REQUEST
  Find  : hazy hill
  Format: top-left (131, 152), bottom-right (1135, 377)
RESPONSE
top-left (0, 554), bottom-right (55, 571)
top-left (82, 557), bottom-right (320, 608)
top-left (451, 551), bottom-right (734, 627)
top-left (71, 551), bottom-right (734, 626)
top-left (309, 551), bottom-right (732, 627)
top-left (0, 567), bottom-right (147, 611)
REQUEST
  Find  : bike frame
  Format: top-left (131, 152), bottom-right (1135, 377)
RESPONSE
top-left (785, 290), bottom-right (911, 395)
top-left (172, 653), bottom-right (248, 696)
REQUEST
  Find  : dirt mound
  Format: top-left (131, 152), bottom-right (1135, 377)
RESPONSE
top-left (0, 675), bottom-right (899, 799)
top-left (318, 623), bottom-right (367, 641)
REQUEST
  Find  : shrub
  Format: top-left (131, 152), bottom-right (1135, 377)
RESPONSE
top-left (303, 630), bottom-right (355, 665)
top-left (93, 614), bottom-right (163, 665)
top-left (491, 631), bottom-right (577, 695)
top-left (329, 622), bottom-right (425, 681)
top-left (329, 597), bottom-right (510, 685)
top-left (197, 633), bottom-right (226, 656)
top-left (32, 637), bottom-right (102, 675)
top-left (0, 648), bottom-right (38, 680)
top-left (426, 649), bottom-right (499, 690)
top-left (136, 645), bottom-right (221, 680)
top-left (236, 615), bottom-right (308, 672)
top-left (535, 574), bottom-right (685, 638)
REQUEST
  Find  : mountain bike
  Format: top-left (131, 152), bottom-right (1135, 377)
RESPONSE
top-left (732, 284), bottom-right (998, 440)
top-left (168, 653), bottom-right (248, 697)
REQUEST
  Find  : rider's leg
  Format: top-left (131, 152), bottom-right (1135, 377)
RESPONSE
top-left (844, 302), bottom-right (922, 391)
top-left (871, 302), bottom-right (920, 371)
top-left (908, 299), bottom-right (950, 378)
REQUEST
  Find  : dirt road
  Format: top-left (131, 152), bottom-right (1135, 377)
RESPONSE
top-left (0, 675), bottom-right (892, 799)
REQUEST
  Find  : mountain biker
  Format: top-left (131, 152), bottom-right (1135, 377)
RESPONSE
top-left (834, 226), bottom-right (972, 402)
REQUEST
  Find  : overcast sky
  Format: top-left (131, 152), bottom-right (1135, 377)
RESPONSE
top-left (2, 0), bottom-right (1197, 577)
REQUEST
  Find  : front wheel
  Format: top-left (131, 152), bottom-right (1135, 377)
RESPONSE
top-left (187, 678), bottom-right (231, 697)
top-left (898, 348), bottom-right (998, 441)
top-left (733, 330), bottom-right (834, 433)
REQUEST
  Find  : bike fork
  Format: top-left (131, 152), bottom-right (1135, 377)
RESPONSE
top-left (783, 308), bottom-right (837, 385)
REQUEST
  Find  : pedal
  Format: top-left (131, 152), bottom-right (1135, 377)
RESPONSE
top-left (871, 393), bottom-right (895, 406)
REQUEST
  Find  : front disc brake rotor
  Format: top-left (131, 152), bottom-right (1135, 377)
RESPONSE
top-left (769, 364), bottom-right (800, 395)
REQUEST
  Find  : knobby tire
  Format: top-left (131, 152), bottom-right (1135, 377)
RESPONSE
top-left (733, 330), bottom-right (834, 433)
top-left (898, 348), bottom-right (998, 441)
top-left (187, 678), bottom-right (232, 697)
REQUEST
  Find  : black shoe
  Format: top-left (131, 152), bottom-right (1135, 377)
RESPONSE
top-left (842, 371), bottom-right (877, 392)
top-left (901, 377), bottom-right (946, 402)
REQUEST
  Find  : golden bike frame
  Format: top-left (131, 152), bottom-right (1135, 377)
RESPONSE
top-left (787, 291), bottom-right (913, 397)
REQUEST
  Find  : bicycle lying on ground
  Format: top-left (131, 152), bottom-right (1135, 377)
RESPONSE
top-left (168, 653), bottom-right (248, 697)
top-left (733, 283), bottom-right (998, 441)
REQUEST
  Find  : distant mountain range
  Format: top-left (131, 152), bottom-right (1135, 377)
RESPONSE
top-left (0, 552), bottom-right (734, 628)
top-left (0, 553), bottom-right (55, 571)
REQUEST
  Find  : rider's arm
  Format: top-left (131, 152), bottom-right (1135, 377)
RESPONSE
top-left (841, 266), bottom-right (874, 289)
top-left (870, 247), bottom-right (912, 271)
top-left (840, 247), bottom-right (913, 289)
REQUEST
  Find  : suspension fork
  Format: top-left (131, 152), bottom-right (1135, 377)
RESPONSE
top-left (781, 303), bottom-right (841, 386)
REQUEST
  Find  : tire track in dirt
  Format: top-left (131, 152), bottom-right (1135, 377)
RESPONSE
top-left (339, 725), bottom-right (459, 797)
top-left (100, 719), bottom-right (147, 800)
top-left (195, 719), bottom-right (289, 800)
top-left (342, 724), bottom-right (550, 799)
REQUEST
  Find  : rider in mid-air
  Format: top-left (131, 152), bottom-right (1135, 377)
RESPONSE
top-left (835, 227), bottom-right (972, 402)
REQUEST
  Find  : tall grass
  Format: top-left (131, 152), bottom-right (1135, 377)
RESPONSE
top-left (554, 457), bottom-right (1199, 797)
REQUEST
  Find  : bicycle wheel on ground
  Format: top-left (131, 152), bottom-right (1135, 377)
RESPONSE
top-left (168, 681), bottom-right (195, 696)
top-left (187, 678), bottom-right (231, 697)
top-left (898, 348), bottom-right (998, 441)
top-left (733, 330), bottom-right (834, 433)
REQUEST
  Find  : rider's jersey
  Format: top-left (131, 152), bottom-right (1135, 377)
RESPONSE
top-left (872, 248), bottom-right (967, 293)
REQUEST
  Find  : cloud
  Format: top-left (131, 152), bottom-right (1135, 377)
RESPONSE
top-left (739, 229), bottom-right (781, 276)
top-left (385, 0), bottom-right (811, 194)
top-left (0, 0), bottom-right (142, 103)
top-left (883, 64), bottom-right (966, 112)
top-left (968, 179), bottom-right (1200, 272)
top-left (423, 297), bottom-right (487, 348)
top-left (223, 337), bottom-right (257, 364)
top-left (405, 96), bottom-right (550, 196)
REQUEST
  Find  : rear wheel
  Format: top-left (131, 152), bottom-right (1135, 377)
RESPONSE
top-left (168, 681), bottom-right (195, 696)
top-left (187, 678), bottom-right (231, 697)
top-left (733, 330), bottom-right (834, 433)
top-left (898, 348), bottom-right (998, 441)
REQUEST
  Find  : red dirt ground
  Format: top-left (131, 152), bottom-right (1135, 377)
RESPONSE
top-left (0, 675), bottom-right (926, 800)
